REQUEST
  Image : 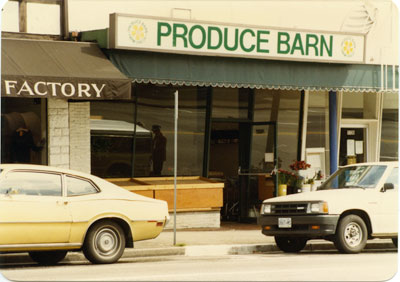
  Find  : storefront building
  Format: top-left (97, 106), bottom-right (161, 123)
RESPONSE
top-left (1, 0), bottom-right (398, 228)
top-left (80, 9), bottom-right (398, 225)
top-left (1, 38), bottom-right (132, 172)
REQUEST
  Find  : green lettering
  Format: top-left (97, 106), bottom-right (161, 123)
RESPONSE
top-left (224, 28), bottom-right (239, 51)
top-left (207, 26), bottom-right (223, 50)
top-left (277, 32), bottom-right (290, 54)
top-left (290, 33), bottom-right (304, 55)
top-left (189, 25), bottom-right (206, 49)
top-left (320, 35), bottom-right (333, 57)
top-left (173, 23), bottom-right (188, 47)
top-left (306, 34), bottom-right (319, 56)
top-left (239, 29), bottom-right (255, 52)
top-left (256, 30), bottom-right (269, 53)
top-left (157, 22), bottom-right (171, 46)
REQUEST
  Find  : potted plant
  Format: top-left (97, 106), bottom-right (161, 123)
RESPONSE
top-left (302, 177), bottom-right (314, 193)
top-left (277, 169), bottom-right (290, 196)
top-left (312, 170), bottom-right (324, 191)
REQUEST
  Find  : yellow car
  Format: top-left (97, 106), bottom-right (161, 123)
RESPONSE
top-left (0, 164), bottom-right (169, 264)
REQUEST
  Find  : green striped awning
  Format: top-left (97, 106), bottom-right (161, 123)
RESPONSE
top-left (106, 49), bottom-right (399, 93)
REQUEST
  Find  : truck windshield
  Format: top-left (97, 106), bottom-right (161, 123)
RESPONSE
top-left (318, 165), bottom-right (387, 190)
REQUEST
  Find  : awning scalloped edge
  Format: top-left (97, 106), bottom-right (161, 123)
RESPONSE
top-left (131, 78), bottom-right (395, 93)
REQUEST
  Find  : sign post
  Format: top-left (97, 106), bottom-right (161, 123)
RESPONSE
top-left (173, 90), bottom-right (178, 245)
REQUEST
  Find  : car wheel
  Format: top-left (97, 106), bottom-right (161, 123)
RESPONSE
top-left (29, 251), bottom-right (67, 265)
top-left (274, 236), bottom-right (308, 253)
top-left (392, 238), bottom-right (398, 248)
top-left (334, 214), bottom-right (367, 254)
top-left (83, 220), bottom-right (126, 264)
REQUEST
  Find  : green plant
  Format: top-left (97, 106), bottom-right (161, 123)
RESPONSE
top-left (305, 177), bottom-right (315, 185)
top-left (277, 169), bottom-right (290, 185)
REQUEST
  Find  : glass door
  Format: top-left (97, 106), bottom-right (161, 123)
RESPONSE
top-left (238, 122), bottom-right (277, 221)
top-left (339, 127), bottom-right (367, 166)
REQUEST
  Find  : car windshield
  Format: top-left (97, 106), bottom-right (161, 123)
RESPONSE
top-left (318, 165), bottom-right (387, 190)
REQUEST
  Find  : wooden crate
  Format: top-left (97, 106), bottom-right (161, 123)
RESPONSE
top-left (106, 176), bottom-right (224, 212)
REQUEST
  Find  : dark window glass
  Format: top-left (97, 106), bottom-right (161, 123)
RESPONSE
top-left (0, 171), bottom-right (61, 196)
top-left (91, 85), bottom-right (206, 177)
top-left (136, 85), bottom-right (206, 176)
top-left (212, 88), bottom-right (248, 119)
top-left (1, 98), bottom-right (47, 165)
top-left (380, 92), bottom-right (398, 161)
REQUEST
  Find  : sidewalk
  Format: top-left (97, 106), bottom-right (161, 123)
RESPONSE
top-left (0, 222), bottom-right (396, 264)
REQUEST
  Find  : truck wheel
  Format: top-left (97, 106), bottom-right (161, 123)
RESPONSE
top-left (275, 236), bottom-right (307, 253)
top-left (335, 214), bottom-right (367, 254)
top-left (83, 220), bottom-right (126, 264)
top-left (29, 251), bottom-right (67, 265)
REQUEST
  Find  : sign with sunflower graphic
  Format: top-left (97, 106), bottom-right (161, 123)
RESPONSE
top-left (110, 13), bottom-right (365, 64)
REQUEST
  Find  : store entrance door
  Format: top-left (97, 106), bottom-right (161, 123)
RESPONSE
top-left (339, 127), bottom-right (367, 166)
top-left (209, 121), bottom-right (277, 222)
top-left (238, 122), bottom-right (277, 222)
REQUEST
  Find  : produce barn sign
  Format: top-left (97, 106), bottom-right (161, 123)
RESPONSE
top-left (110, 13), bottom-right (365, 64)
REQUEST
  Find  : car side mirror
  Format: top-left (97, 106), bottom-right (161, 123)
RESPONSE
top-left (381, 183), bottom-right (394, 192)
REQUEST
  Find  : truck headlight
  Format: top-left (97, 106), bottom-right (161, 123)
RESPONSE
top-left (261, 204), bottom-right (272, 214)
top-left (308, 202), bottom-right (328, 214)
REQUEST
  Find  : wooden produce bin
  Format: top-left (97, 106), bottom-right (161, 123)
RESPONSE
top-left (107, 176), bottom-right (224, 212)
top-left (258, 174), bottom-right (275, 200)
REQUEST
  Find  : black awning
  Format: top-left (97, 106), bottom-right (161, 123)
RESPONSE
top-left (1, 38), bottom-right (131, 100)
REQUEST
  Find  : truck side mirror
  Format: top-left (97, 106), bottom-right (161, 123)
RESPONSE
top-left (381, 183), bottom-right (394, 192)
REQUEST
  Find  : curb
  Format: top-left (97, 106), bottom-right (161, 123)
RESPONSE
top-left (0, 241), bottom-right (395, 264)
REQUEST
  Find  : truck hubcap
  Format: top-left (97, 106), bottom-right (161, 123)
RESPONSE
top-left (344, 222), bottom-right (362, 247)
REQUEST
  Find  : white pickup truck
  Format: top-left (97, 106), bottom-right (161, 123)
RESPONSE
top-left (258, 162), bottom-right (398, 254)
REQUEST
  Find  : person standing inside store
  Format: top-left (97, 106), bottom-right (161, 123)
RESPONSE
top-left (11, 127), bottom-right (45, 163)
top-left (151, 125), bottom-right (167, 176)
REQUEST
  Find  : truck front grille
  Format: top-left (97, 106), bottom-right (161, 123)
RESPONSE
top-left (272, 203), bottom-right (308, 215)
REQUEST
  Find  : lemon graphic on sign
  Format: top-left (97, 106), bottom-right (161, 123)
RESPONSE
top-left (341, 38), bottom-right (356, 57)
top-left (128, 20), bottom-right (147, 44)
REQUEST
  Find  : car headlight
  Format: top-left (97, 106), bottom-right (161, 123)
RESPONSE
top-left (308, 202), bottom-right (329, 214)
top-left (261, 204), bottom-right (272, 214)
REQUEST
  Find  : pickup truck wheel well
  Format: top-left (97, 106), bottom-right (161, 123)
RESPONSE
top-left (338, 210), bottom-right (372, 238)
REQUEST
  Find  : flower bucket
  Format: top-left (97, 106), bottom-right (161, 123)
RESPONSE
top-left (278, 184), bottom-right (287, 196)
top-left (301, 184), bottom-right (311, 193)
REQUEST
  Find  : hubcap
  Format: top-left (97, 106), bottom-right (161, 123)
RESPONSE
top-left (95, 227), bottom-right (120, 257)
top-left (344, 222), bottom-right (362, 247)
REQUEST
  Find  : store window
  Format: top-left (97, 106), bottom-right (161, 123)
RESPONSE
top-left (212, 88), bottom-right (248, 119)
top-left (90, 100), bottom-right (139, 178)
top-left (380, 92), bottom-right (398, 161)
top-left (91, 85), bottom-right (206, 178)
top-left (253, 89), bottom-right (301, 170)
top-left (1, 98), bottom-right (47, 165)
top-left (136, 85), bottom-right (206, 176)
top-left (305, 91), bottom-right (330, 175)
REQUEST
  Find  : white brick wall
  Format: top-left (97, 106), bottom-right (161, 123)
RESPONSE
top-left (165, 210), bottom-right (221, 229)
top-left (47, 100), bottom-right (91, 173)
top-left (48, 99), bottom-right (70, 168)
top-left (69, 102), bottom-right (91, 173)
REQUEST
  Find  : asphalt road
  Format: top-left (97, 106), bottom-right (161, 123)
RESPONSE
top-left (1, 250), bottom-right (397, 281)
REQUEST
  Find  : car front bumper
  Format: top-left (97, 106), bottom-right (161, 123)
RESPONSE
top-left (258, 214), bottom-right (340, 237)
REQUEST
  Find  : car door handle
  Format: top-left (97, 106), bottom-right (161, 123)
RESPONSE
top-left (57, 201), bottom-right (68, 205)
